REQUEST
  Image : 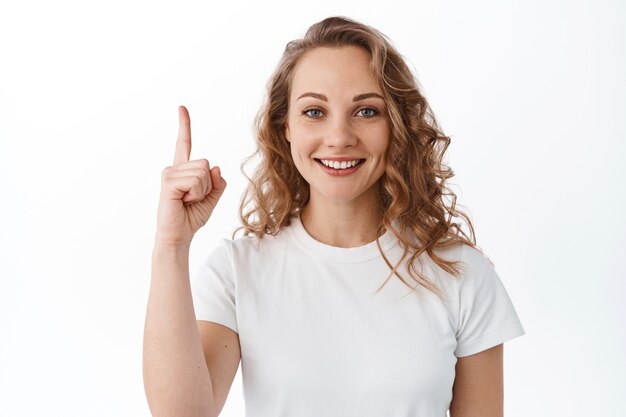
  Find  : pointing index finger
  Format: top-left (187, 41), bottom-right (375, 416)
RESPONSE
top-left (174, 105), bottom-right (191, 165)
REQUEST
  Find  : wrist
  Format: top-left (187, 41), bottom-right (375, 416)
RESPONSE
top-left (152, 237), bottom-right (192, 255)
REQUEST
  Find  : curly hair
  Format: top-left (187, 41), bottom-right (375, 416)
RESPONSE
top-left (235, 16), bottom-right (478, 298)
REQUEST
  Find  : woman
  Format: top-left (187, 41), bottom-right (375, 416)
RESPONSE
top-left (143, 16), bottom-right (524, 417)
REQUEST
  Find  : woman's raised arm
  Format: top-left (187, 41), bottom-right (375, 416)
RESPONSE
top-left (143, 106), bottom-right (227, 417)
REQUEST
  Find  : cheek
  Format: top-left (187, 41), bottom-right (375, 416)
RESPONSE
top-left (288, 134), bottom-right (310, 166)
top-left (366, 125), bottom-right (391, 153)
top-left (289, 117), bottom-right (315, 134)
top-left (288, 123), bottom-right (320, 151)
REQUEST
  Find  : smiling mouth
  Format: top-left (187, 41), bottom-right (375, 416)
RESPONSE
top-left (315, 159), bottom-right (365, 170)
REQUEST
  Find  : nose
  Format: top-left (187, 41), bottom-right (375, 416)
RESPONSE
top-left (325, 116), bottom-right (357, 148)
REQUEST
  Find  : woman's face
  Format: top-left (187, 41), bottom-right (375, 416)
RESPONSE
top-left (285, 46), bottom-right (390, 207)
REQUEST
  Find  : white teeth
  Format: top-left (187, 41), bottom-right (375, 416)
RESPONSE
top-left (320, 159), bottom-right (360, 169)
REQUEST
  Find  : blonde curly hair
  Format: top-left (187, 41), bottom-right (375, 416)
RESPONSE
top-left (235, 16), bottom-right (478, 297)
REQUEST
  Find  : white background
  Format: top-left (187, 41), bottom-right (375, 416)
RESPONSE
top-left (1, 0), bottom-right (624, 416)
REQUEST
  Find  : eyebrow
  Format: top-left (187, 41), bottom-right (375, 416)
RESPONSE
top-left (296, 92), bottom-right (384, 102)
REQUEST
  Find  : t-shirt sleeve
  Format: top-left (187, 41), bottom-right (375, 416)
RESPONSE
top-left (454, 245), bottom-right (525, 357)
top-left (190, 239), bottom-right (238, 334)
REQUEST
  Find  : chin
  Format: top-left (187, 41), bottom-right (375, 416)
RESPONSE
top-left (316, 189), bottom-right (365, 205)
top-left (309, 182), bottom-right (380, 206)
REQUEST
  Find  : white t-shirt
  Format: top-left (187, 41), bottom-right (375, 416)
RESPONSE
top-left (191, 216), bottom-right (525, 417)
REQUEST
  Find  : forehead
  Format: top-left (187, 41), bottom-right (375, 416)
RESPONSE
top-left (289, 46), bottom-right (381, 97)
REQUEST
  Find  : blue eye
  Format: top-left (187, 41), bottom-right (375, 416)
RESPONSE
top-left (304, 108), bottom-right (323, 118)
top-left (357, 108), bottom-right (378, 118)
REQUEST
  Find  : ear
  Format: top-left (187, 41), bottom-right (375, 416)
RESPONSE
top-left (284, 123), bottom-right (291, 143)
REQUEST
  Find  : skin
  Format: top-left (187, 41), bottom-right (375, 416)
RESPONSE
top-left (144, 107), bottom-right (230, 417)
top-left (450, 344), bottom-right (504, 417)
top-left (285, 46), bottom-right (390, 248)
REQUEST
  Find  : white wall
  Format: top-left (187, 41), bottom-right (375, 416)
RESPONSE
top-left (1, 0), bottom-right (624, 416)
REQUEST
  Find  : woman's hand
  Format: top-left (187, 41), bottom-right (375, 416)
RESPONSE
top-left (155, 106), bottom-right (227, 247)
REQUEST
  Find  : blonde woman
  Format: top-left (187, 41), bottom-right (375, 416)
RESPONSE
top-left (143, 16), bottom-right (524, 417)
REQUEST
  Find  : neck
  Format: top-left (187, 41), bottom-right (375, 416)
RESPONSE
top-left (300, 193), bottom-right (384, 248)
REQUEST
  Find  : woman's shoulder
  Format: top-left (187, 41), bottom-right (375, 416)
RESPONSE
top-left (413, 241), bottom-right (497, 297)
top-left (220, 227), bottom-right (290, 257)
top-left (430, 241), bottom-right (494, 273)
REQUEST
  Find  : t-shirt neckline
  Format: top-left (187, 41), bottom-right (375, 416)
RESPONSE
top-left (287, 215), bottom-right (399, 263)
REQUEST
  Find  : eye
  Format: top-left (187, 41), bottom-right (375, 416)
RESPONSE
top-left (303, 108), bottom-right (324, 118)
top-left (356, 107), bottom-right (379, 118)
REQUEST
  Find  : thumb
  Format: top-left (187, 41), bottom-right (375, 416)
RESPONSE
top-left (207, 166), bottom-right (227, 201)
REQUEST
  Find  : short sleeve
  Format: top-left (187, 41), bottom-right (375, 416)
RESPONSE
top-left (454, 245), bottom-right (525, 357)
top-left (190, 239), bottom-right (238, 334)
